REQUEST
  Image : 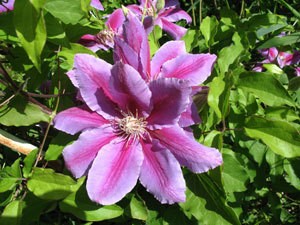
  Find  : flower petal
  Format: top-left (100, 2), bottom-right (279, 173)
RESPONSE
top-left (0, 0), bottom-right (14, 12)
top-left (151, 41), bottom-right (186, 78)
top-left (139, 140), bottom-right (186, 204)
top-left (86, 138), bottom-right (144, 205)
top-left (73, 54), bottom-right (119, 119)
top-left (54, 105), bottom-right (108, 135)
top-left (90, 0), bottom-right (104, 10)
top-left (152, 126), bottom-right (223, 173)
top-left (63, 126), bottom-right (116, 178)
top-left (121, 12), bottom-right (151, 80)
top-left (106, 8), bottom-right (125, 31)
top-left (79, 34), bottom-right (108, 52)
top-left (178, 101), bottom-right (201, 127)
top-left (159, 7), bottom-right (192, 23)
top-left (109, 62), bottom-right (152, 116)
top-left (159, 53), bottom-right (217, 85)
top-left (159, 18), bottom-right (188, 40)
top-left (114, 37), bottom-right (139, 72)
top-left (147, 78), bottom-right (191, 129)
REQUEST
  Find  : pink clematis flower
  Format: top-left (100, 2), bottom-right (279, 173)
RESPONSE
top-left (0, 0), bottom-right (14, 13)
top-left (127, 0), bottom-right (192, 40)
top-left (54, 54), bottom-right (222, 205)
top-left (79, 9), bottom-right (125, 51)
top-left (90, 0), bottom-right (104, 10)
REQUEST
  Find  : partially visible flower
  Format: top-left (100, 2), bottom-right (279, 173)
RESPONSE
top-left (277, 51), bottom-right (293, 68)
top-left (90, 0), bottom-right (103, 10)
top-left (54, 53), bottom-right (222, 205)
top-left (254, 47), bottom-right (300, 76)
top-left (79, 9), bottom-right (125, 51)
top-left (0, 0), bottom-right (14, 13)
top-left (295, 67), bottom-right (300, 76)
top-left (127, 0), bottom-right (192, 39)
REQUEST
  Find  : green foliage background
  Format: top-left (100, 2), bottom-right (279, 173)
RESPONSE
top-left (0, 0), bottom-right (299, 224)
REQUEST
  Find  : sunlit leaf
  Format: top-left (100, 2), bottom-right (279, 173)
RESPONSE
top-left (237, 72), bottom-right (295, 107)
top-left (43, 0), bottom-right (86, 24)
top-left (245, 117), bottom-right (300, 158)
top-left (27, 168), bottom-right (77, 200)
top-left (0, 96), bottom-right (50, 126)
top-left (59, 181), bottom-right (123, 221)
top-left (0, 200), bottom-right (23, 225)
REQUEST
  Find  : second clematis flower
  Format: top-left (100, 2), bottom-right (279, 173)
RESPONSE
top-left (54, 54), bottom-right (222, 205)
top-left (127, 0), bottom-right (192, 39)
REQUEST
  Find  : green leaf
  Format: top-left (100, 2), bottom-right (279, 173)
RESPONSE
top-left (44, 13), bottom-right (69, 46)
top-left (244, 117), bottom-right (300, 158)
top-left (44, 0), bottom-right (86, 24)
top-left (245, 13), bottom-right (287, 37)
top-left (258, 32), bottom-right (300, 49)
top-left (207, 75), bottom-right (232, 119)
top-left (27, 168), bottom-right (77, 200)
top-left (237, 72), bottom-right (295, 107)
top-left (128, 195), bottom-right (148, 221)
top-left (265, 107), bottom-right (299, 122)
top-left (217, 32), bottom-right (244, 75)
top-left (0, 159), bottom-right (22, 193)
top-left (289, 76), bottom-right (300, 91)
top-left (149, 25), bottom-right (162, 56)
top-left (180, 173), bottom-right (241, 225)
top-left (14, 0), bottom-right (46, 72)
top-left (222, 149), bottom-right (249, 202)
top-left (45, 132), bottom-right (74, 161)
top-left (0, 200), bottom-right (23, 225)
top-left (283, 158), bottom-right (300, 190)
top-left (58, 43), bottom-right (96, 70)
top-left (59, 182), bottom-right (123, 221)
top-left (22, 149), bottom-right (38, 178)
top-left (200, 16), bottom-right (219, 47)
top-left (0, 96), bottom-right (50, 126)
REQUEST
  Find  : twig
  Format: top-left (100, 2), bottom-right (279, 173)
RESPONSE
top-left (0, 129), bottom-right (37, 155)
top-left (33, 46), bottom-right (63, 167)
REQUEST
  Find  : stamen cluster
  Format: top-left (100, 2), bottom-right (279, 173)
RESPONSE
top-left (114, 112), bottom-right (147, 142)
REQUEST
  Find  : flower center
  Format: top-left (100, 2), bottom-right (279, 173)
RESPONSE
top-left (114, 112), bottom-right (147, 142)
top-left (96, 29), bottom-right (114, 46)
top-left (144, 7), bottom-right (154, 17)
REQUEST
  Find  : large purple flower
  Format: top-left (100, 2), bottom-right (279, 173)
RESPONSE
top-left (54, 53), bottom-right (222, 205)
top-left (0, 0), bottom-right (14, 13)
top-left (127, 0), bottom-right (191, 40)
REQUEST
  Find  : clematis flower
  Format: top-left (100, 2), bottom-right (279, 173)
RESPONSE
top-left (127, 0), bottom-right (192, 40)
top-left (54, 53), bottom-right (222, 205)
top-left (79, 9), bottom-right (125, 51)
top-left (90, 0), bottom-right (104, 10)
top-left (0, 0), bottom-right (14, 13)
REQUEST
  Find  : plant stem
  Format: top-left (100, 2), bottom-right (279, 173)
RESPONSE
top-left (190, 0), bottom-right (197, 26)
top-left (0, 129), bottom-right (37, 155)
